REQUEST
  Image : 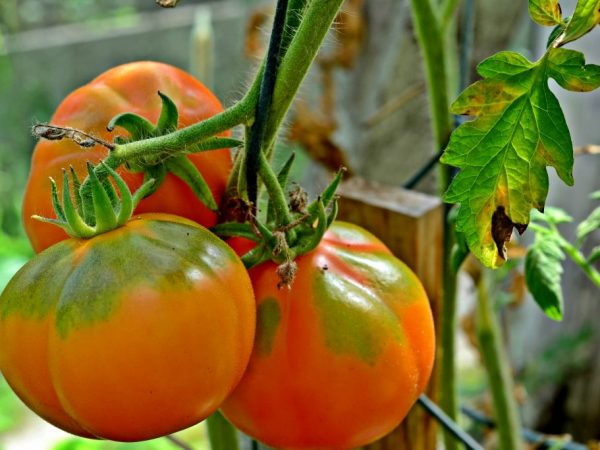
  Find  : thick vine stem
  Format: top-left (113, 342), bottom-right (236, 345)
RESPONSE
top-left (476, 272), bottom-right (524, 450)
top-left (262, 0), bottom-right (345, 151)
top-left (110, 85), bottom-right (259, 163)
top-left (409, 2), bottom-right (457, 450)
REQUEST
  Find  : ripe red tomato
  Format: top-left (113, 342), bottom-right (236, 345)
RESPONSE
top-left (0, 214), bottom-right (255, 441)
top-left (221, 221), bottom-right (435, 449)
top-left (23, 61), bottom-right (231, 253)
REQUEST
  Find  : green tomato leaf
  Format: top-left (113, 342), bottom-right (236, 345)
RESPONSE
top-left (548, 48), bottom-right (600, 91)
top-left (525, 236), bottom-right (565, 321)
top-left (558, 0), bottom-right (600, 45)
top-left (576, 205), bottom-right (600, 246)
top-left (441, 51), bottom-right (574, 268)
top-left (529, 0), bottom-right (563, 26)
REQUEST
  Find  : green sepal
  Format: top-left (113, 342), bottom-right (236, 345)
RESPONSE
top-left (156, 91), bottom-right (179, 134)
top-left (211, 222), bottom-right (261, 242)
top-left (102, 162), bottom-right (133, 225)
top-left (30, 215), bottom-right (67, 229)
top-left (50, 177), bottom-right (66, 223)
top-left (326, 197), bottom-right (338, 228)
top-left (166, 156), bottom-right (218, 211)
top-left (107, 112), bottom-right (155, 140)
top-left (240, 244), bottom-right (270, 269)
top-left (34, 160), bottom-right (155, 239)
top-left (142, 165), bottom-right (167, 198)
top-left (131, 177), bottom-right (156, 211)
top-left (292, 197), bottom-right (327, 256)
top-left (69, 166), bottom-right (84, 216)
top-left (254, 218), bottom-right (277, 248)
top-left (86, 162), bottom-right (118, 233)
top-left (307, 167), bottom-right (345, 215)
top-left (267, 152), bottom-right (296, 224)
top-left (62, 169), bottom-right (96, 238)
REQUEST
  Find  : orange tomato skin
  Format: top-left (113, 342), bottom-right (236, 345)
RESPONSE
top-left (221, 222), bottom-right (435, 450)
top-left (0, 214), bottom-right (255, 441)
top-left (23, 61), bottom-right (232, 253)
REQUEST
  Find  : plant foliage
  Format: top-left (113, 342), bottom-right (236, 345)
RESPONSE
top-left (442, 0), bottom-right (600, 268)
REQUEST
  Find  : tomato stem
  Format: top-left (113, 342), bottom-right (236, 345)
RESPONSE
top-left (110, 87), bottom-right (258, 162)
top-left (476, 272), bottom-right (524, 450)
top-left (262, 0), bottom-right (345, 152)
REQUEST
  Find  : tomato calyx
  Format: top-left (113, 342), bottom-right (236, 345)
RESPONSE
top-left (107, 91), bottom-right (240, 211)
top-left (33, 161), bottom-right (155, 239)
top-left (213, 166), bottom-right (344, 287)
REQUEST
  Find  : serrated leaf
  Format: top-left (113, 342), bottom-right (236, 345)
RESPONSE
top-left (531, 206), bottom-right (573, 224)
top-left (441, 51), bottom-right (574, 268)
top-left (558, 0), bottom-right (600, 45)
top-left (548, 48), bottom-right (600, 91)
top-left (576, 205), bottom-right (600, 245)
top-left (525, 237), bottom-right (565, 321)
top-left (529, 0), bottom-right (563, 26)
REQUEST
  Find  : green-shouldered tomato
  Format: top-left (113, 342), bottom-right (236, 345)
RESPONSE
top-left (221, 221), bottom-right (435, 449)
top-left (0, 214), bottom-right (255, 442)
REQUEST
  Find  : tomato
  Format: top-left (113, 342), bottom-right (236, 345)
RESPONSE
top-left (23, 61), bottom-right (232, 253)
top-left (221, 221), bottom-right (435, 449)
top-left (0, 214), bottom-right (255, 441)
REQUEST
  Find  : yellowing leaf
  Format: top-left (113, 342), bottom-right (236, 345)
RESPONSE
top-left (529, 0), bottom-right (563, 26)
top-left (441, 51), bottom-right (575, 268)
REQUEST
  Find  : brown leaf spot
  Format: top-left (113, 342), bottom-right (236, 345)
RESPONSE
top-left (492, 206), bottom-right (528, 261)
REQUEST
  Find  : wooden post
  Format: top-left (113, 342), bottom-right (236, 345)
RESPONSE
top-left (337, 176), bottom-right (443, 450)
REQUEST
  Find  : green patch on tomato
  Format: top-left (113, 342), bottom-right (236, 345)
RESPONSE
top-left (1, 219), bottom-right (240, 339)
top-left (255, 298), bottom-right (281, 356)
top-left (313, 270), bottom-right (402, 366)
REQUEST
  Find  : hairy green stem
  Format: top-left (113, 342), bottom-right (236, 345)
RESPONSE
top-left (110, 87), bottom-right (259, 163)
top-left (281, 0), bottom-right (309, 55)
top-left (263, 0), bottom-right (345, 151)
top-left (409, 0), bottom-right (452, 158)
top-left (439, 234), bottom-right (459, 450)
top-left (440, 0), bottom-right (462, 30)
top-left (206, 411), bottom-right (240, 450)
top-left (476, 273), bottom-right (524, 450)
top-left (560, 239), bottom-right (600, 289)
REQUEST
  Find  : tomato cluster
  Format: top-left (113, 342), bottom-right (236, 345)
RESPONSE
top-left (0, 62), bottom-right (435, 448)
